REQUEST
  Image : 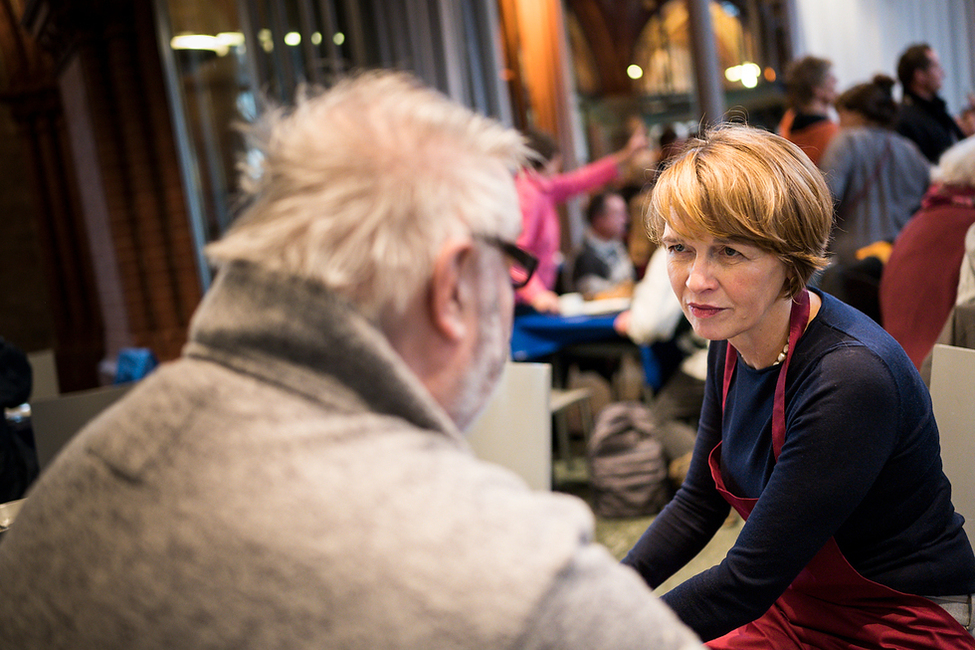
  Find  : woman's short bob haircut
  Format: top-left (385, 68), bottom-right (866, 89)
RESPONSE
top-left (646, 124), bottom-right (833, 298)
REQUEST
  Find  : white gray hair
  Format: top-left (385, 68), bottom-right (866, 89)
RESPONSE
top-left (932, 136), bottom-right (975, 187)
top-left (206, 70), bottom-right (530, 322)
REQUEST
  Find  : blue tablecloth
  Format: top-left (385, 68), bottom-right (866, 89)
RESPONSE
top-left (510, 312), bottom-right (622, 362)
top-left (510, 311), bottom-right (674, 392)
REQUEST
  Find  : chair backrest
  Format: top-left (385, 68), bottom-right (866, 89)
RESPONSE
top-left (929, 344), bottom-right (975, 542)
top-left (26, 349), bottom-right (59, 401)
top-left (29, 384), bottom-right (134, 470)
top-left (466, 362), bottom-right (552, 491)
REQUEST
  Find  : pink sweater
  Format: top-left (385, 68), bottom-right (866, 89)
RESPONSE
top-left (515, 157), bottom-right (620, 303)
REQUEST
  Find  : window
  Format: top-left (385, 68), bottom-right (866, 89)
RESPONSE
top-left (155, 0), bottom-right (511, 288)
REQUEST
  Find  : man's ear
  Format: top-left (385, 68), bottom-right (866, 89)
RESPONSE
top-left (429, 240), bottom-right (476, 341)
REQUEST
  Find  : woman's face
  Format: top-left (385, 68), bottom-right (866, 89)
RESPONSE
top-left (661, 222), bottom-right (790, 353)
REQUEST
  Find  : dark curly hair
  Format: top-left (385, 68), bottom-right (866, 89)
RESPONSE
top-left (835, 75), bottom-right (898, 128)
top-left (896, 43), bottom-right (933, 90)
top-left (524, 128), bottom-right (560, 170)
top-left (784, 56), bottom-right (833, 107)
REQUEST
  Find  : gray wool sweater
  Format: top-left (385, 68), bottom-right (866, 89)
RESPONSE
top-left (0, 261), bottom-right (701, 650)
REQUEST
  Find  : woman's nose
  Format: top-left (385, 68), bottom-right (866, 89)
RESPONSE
top-left (686, 255), bottom-right (716, 292)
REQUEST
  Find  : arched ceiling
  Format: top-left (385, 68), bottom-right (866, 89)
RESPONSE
top-left (0, 0), bottom-right (52, 94)
top-left (565, 0), bottom-right (657, 94)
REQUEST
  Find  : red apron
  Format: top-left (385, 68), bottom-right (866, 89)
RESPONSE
top-left (707, 289), bottom-right (974, 649)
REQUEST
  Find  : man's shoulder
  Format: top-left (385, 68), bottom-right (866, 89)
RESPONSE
top-left (896, 97), bottom-right (944, 133)
top-left (571, 242), bottom-right (609, 279)
top-left (0, 374), bottom-right (610, 647)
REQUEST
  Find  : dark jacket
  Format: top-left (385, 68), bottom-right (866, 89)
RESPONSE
top-left (0, 338), bottom-right (35, 502)
top-left (895, 91), bottom-right (965, 163)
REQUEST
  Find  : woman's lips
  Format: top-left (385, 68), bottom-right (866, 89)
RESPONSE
top-left (688, 303), bottom-right (724, 318)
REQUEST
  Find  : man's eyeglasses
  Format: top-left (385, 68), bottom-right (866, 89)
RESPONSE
top-left (476, 235), bottom-right (538, 289)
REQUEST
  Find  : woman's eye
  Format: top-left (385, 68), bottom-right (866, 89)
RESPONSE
top-left (668, 243), bottom-right (686, 254)
top-left (721, 246), bottom-right (740, 258)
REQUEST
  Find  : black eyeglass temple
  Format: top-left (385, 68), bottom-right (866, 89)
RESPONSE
top-left (475, 235), bottom-right (538, 289)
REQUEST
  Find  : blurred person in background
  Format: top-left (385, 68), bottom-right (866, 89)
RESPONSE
top-left (572, 190), bottom-right (637, 300)
top-left (777, 55), bottom-right (839, 166)
top-left (919, 219), bottom-right (975, 384)
top-left (895, 43), bottom-right (974, 164)
top-left (818, 75), bottom-right (931, 322)
top-left (630, 125), bottom-right (689, 275)
top-left (821, 74), bottom-right (931, 265)
top-left (516, 125), bottom-right (647, 313)
top-left (881, 135), bottom-right (975, 368)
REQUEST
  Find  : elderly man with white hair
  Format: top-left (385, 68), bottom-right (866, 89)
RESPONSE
top-left (0, 71), bottom-right (702, 650)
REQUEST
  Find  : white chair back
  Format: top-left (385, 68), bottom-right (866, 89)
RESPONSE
top-left (930, 344), bottom-right (975, 542)
top-left (466, 362), bottom-right (552, 491)
top-left (26, 349), bottom-right (59, 401)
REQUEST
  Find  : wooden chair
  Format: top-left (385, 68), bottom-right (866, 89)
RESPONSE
top-left (549, 386), bottom-right (593, 471)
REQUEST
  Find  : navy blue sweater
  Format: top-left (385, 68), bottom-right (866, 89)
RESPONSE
top-left (623, 290), bottom-right (975, 641)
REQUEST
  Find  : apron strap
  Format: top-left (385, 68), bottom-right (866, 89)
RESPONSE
top-left (722, 289), bottom-right (810, 459)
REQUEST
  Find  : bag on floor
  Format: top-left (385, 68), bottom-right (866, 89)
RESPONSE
top-left (586, 401), bottom-right (670, 518)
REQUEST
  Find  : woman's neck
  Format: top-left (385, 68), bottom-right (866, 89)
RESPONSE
top-left (732, 298), bottom-right (793, 369)
top-left (731, 292), bottom-right (820, 369)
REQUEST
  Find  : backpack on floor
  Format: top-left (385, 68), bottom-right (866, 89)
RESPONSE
top-left (586, 401), bottom-right (671, 518)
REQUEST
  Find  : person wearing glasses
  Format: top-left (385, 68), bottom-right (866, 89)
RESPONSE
top-left (621, 125), bottom-right (975, 647)
top-left (0, 72), bottom-right (703, 650)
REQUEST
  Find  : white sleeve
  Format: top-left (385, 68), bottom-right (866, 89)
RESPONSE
top-left (956, 223), bottom-right (975, 305)
top-left (626, 248), bottom-right (684, 345)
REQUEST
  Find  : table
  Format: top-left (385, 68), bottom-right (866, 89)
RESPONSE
top-left (510, 311), bottom-right (675, 392)
top-left (510, 312), bottom-right (623, 362)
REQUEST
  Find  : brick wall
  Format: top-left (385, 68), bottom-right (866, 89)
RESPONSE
top-left (0, 104), bottom-right (57, 354)
top-left (1, 1), bottom-right (204, 389)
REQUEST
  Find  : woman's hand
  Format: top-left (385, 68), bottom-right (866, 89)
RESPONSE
top-left (613, 309), bottom-right (632, 336)
top-left (616, 128), bottom-right (649, 166)
top-left (530, 290), bottom-right (561, 314)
